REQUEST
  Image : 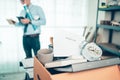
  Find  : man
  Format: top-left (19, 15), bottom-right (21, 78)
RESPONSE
top-left (16, 0), bottom-right (46, 58)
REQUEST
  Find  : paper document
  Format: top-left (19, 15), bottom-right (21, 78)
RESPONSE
top-left (6, 19), bottom-right (16, 24)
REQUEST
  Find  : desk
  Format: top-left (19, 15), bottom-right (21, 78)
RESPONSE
top-left (20, 58), bottom-right (34, 80)
top-left (25, 68), bottom-right (33, 80)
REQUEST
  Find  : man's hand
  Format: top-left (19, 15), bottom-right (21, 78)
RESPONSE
top-left (21, 18), bottom-right (31, 24)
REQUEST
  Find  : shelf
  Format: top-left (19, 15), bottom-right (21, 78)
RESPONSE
top-left (95, 0), bottom-right (120, 55)
top-left (97, 24), bottom-right (120, 31)
top-left (98, 43), bottom-right (120, 56)
top-left (99, 6), bottom-right (120, 11)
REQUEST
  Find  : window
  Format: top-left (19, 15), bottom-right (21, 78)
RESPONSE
top-left (40, 0), bottom-right (88, 27)
top-left (0, 0), bottom-right (17, 25)
top-left (0, 0), bottom-right (88, 27)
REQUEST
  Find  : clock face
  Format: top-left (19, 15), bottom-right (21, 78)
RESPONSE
top-left (87, 44), bottom-right (101, 56)
top-left (82, 42), bottom-right (102, 61)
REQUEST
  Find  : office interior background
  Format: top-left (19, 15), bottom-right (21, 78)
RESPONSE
top-left (1, 0), bottom-right (115, 74)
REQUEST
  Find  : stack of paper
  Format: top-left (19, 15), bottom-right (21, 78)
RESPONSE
top-left (45, 56), bottom-right (87, 68)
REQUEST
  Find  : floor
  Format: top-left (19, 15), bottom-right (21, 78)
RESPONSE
top-left (0, 66), bottom-right (27, 80)
top-left (0, 71), bottom-right (26, 80)
top-left (0, 60), bottom-right (34, 80)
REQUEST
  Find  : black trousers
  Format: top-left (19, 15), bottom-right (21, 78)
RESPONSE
top-left (23, 34), bottom-right (40, 58)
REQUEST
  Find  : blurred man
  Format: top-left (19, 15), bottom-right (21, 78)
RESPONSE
top-left (17, 0), bottom-right (46, 58)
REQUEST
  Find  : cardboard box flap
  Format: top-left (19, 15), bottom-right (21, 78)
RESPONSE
top-left (34, 57), bottom-right (52, 80)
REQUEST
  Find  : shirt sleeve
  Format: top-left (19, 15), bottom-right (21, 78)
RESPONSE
top-left (15, 10), bottom-right (25, 27)
top-left (31, 6), bottom-right (46, 26)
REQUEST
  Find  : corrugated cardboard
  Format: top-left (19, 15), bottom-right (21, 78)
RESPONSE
top-left (118, 65), bottom-right (120, 71)
top-left (34, 57), bottom-right (120, 80)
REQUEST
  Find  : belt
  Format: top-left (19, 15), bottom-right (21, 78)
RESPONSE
top-left (24, 34), bottom-right (39, 37)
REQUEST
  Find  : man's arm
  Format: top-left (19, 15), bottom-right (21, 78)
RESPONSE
top-left (31, 6), bottom-right (46, 26)
top-left (15, 10), bottom-right (26, 26)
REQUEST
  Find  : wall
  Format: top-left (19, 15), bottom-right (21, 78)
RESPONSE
top-left (85, 0), bottom-right (98, 42)
top-left (0, 26), bottom-right (25, 74)
top-left (87, 0), bottom-right (98, 27)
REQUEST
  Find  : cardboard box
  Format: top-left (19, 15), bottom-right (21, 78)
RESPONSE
top-left (34, 57), bottom-right (120, 80)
